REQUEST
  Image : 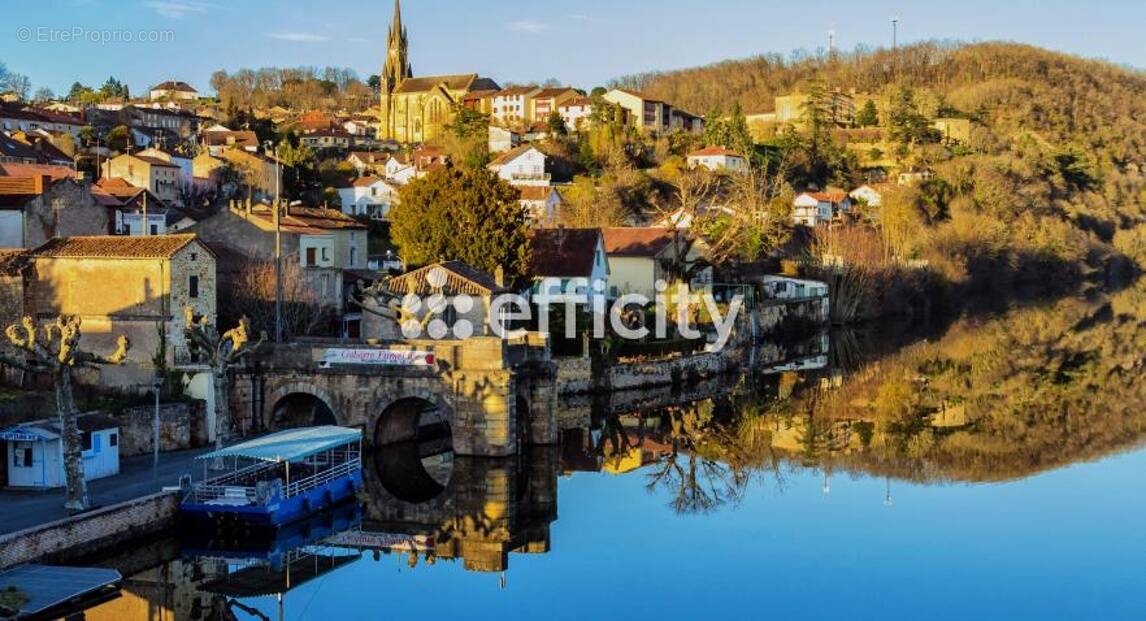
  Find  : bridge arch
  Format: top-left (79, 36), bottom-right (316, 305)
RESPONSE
top-left (263, 381), bottom-right (341, 430)
top-left (372, 389), bottom-right (454, 447)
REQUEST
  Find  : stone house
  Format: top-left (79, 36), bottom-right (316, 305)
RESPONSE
top-left (190, 202), bottom-right (367, 313)
top-left (363, 260), bottom-right (507, 340)
top-left (23, 234), bottom-right (217, 385)
top-left (0, 175), bottom-right (111, 248)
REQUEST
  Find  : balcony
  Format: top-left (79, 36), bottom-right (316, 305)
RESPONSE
top-left (510, 171), bottom-right (551, 182)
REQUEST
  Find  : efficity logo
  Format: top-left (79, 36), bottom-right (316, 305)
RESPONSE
top-left (397, 267), bottom-right (745, 351)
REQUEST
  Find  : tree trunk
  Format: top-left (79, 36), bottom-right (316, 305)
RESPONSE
top-left (56, 365), bottom-right (89, 512)
top-left (213, 370), bottom-right (231, 450)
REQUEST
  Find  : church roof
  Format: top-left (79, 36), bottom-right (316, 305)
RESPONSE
top-left (394, 74), bottom-right (500, 95)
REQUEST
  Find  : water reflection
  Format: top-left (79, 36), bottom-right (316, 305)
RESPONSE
top-left (64, 284), bottom-right (1146, 619)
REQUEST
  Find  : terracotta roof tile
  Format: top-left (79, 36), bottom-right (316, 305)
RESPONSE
top-left (388, 261), bottom-right (504, 296)
top-left (529, 228), bottom-right (600, 277)
top-left (602, 227), bottom-right (677, 257)
top-left (30, 234), bottom-right (205, 259)
top-left (688, 146), bottom-right (745, 158)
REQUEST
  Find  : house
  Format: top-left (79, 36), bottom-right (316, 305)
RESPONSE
top-left (557, 96), bottom-right (593, 132)
top-left (190, 202), bottom-right (367, 313)
top-left (364, 260), bottom-right (507, 340)
top-left (518, 186), bottom-right (561, 225)
top-left (95, 178), bottom-right (172, 235)
top-left (413, 145), bottom-right (448, 173)
top-left (101, 153), bottom-right (182, 206)
top-left (383, 154), bottom-right (417, 185)
top-left (118, 104), bottom-right (200, 145)
top-left (300, 129), bottom-right (353, 151)
top-left (488, 126), bottom-right (521, 154)
top-left (492, 87), bottom-right (542, 127)
top-left (773, 90), bottom-right (855, 127)
top-left (194, 148), bottom-right (282, 200)
top-left (652, 203), bottom-right (734, 230)
top-left (24, 234), bottom-right (217, 377)
top-left (670, 109), bottom-right (705, 135)
top-left (337, 176), bottom-right (399, 221)
top-left (149, 80), bottom-right (199, 101)
top-left (0, 132), bottom-right (42, 164)
top-left (488, 145), bottom-right (549, 187)
top-left (602, 228), bottom-right (710, 298)
top-left (0, 175), bottom-right (111, 248)
top-left (530, 88), bottom-right (580, 124)
top-left (897, 169), bottom-right (934, 186)
top-left (1, 414), bottom-right (121, 489)
top-left (202, 127), bottom-right (259, 154)
top-left (849, 184), bottom-right (891, 208)
top-left (461, 89), bottom-right (499, 115)
top-left (758, 275), bottom-right (830, 322)
top-left (527, 228), bottom-right (608, 304)
top-left (687, 146), bottom-right (749, 173)
top-left (346, 151), bottom-right (388, 175)
top-left (792, 191), bottom-right (849, 226)
top-left (602, 89), bottom-right (672, 135)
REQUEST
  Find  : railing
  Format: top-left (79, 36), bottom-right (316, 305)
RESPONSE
top-left (284, 458), bottom-right (360, 498)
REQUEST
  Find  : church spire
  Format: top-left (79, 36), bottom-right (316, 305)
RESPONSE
top-left (382, 0), bottom-right (412, 90)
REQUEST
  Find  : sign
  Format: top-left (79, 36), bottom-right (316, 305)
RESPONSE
top-left (325, 531), bottom-right (435, 551)
top-left (319, 348), bottom-right (435, 368)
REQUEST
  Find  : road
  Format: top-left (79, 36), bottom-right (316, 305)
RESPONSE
top-left (0, 447), bottom-right (209, 536)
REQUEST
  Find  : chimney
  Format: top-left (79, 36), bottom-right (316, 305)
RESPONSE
top-left (494, 265), bottom-right (505, 288)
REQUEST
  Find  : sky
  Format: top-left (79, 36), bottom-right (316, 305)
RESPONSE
top-left (2, 0), bottom-right (1145, 98)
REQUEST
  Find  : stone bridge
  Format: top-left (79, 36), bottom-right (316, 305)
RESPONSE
top-left (228, 334), bottom-right (557, 457)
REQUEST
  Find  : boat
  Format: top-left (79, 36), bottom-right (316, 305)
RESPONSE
top-left (181, 426), bottom-right (363, 527)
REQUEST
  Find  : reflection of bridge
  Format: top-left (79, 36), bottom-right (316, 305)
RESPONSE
top-left (229, 336), bottom-right (557, 457)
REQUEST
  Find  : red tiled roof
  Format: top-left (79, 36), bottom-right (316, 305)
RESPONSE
top-left (804, 191), bottom-right (848, 202)
top-left (131, 154), bottom-right (180, 168)
top-left (489, 144), bottom-right (537, 167)
top-left (351, 176), bottom-right (391, 188)
top-left (151, 80), bottom-right (197, 93)
top-left (528, 228), bottom-right (600, 278)
top-left (602, 227), bottom-right (678, 257)
top-left (30, 234), bottom-right (206, 259)
top-left (0, 162), bottom-right (75, 180)
top-left (242, 203), bottom-right (367, 234)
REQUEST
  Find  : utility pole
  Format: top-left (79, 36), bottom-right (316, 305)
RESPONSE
top-left (271, 142), bottom-right (284, 343)
top-left (141, 191), bottom-right (149, 236)
top-left (891, 16), bottom-right (899, 50)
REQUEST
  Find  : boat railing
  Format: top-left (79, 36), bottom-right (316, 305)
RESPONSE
top-left (284, 457), bottom-right (361, 498)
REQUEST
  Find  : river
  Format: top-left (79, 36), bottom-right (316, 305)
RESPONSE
top-left (72, 285), bottom-right (1146, 620)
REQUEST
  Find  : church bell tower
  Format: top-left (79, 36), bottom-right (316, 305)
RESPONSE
top-left (379, 0), bottom-right (413, 140)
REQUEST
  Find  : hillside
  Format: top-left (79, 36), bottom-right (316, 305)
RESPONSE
top-left (612, 42), bottom-right (1146, 292)
top-left (613, 42), bottom-right (1146, 169)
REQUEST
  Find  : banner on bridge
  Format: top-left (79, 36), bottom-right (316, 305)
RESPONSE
top-left (319, 348), bottom-right (435, 367)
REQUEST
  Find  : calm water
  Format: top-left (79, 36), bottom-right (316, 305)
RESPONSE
top-left (80, 287), bottom-right (1146, 620)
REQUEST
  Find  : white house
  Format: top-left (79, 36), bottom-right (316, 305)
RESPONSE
top-left (149, 80), bottom-right (198, 101)
top-left (518, 186), bottom-right (562, 225)
top-left (488, 126), bottom-right (521, 154)
top-left (488, 145), bottom-right (549, 187)
top-left (492, 87), bottom-right (541, 127)
top-left (603, 227), bottom-right (711, 299)
top-left (1, 414), bottom-right (120, 489)
top-left (384, 156), bottom-right (417, 185)
top-left (792, 191), bottom-right (850, 227)
top-left (558, 96), bottom-right (593, 132)
top-left (759, 275), bottom-right (830, 321)
top-left (687, 146), bottom-right (749, 173)
top-left (337, 176), bottom-right (399, 221)
top-left (849, 184), bottom-right (889, 208)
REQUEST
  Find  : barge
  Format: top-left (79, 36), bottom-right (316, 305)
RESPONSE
top-left (181, 426), bottom-right (363, 528)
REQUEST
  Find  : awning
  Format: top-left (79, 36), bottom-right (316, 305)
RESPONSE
top-left (196, 426), bottom-right (361, 463)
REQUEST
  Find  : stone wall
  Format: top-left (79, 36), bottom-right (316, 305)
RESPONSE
top-left (98, 400), bottom-right (208, 457)
top-left (0, 491), bottom-right (179, 570)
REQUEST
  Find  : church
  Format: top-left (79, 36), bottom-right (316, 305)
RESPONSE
top-left (379, 0), bottom-right (500, 144)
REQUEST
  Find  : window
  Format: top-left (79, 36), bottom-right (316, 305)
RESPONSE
top-left (82, 431), bottom-right (93, 452)
top-left (350, 246), bottom-right (357, 266)
top-left (189, 275), bottom-right (199, 298)
top-left (149, 224), bottom-right (159, 235)
top-left (109, 433), bottom-right (118, 447)
top-left (305, 247), bottom-right (316, 266)
top-left (321, 247), bottom-right (329, 262)
top-left (190, 252), bottom-right (197, 261)
top-left (13, 445), bottom-right (32, 468)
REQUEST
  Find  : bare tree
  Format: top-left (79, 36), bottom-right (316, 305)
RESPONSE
top-left (704, 167), bottom-right (793, 266)
top-left (1, 316), bottom-right (130, 512)
top-left (183, 309), bottom-right (265, 448)
top-left (223, 257), bottom-right (334, 338)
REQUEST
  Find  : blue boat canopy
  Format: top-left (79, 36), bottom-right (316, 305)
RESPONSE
top-left (197, 426), bottom-right (362, 463)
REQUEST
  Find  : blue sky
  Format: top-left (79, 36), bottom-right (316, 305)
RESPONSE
top-left (3, 0), bottom-right (1145, 97)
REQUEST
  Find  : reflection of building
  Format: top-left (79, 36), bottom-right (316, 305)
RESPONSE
top-left (361, 448), bottom-right (558, 573)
